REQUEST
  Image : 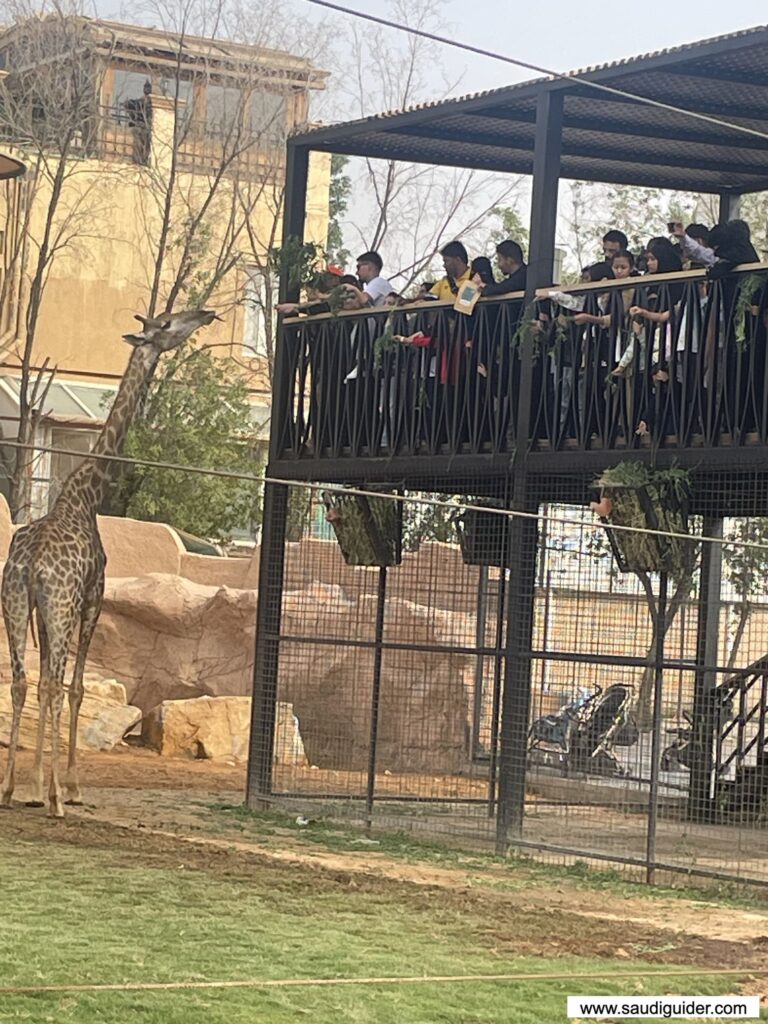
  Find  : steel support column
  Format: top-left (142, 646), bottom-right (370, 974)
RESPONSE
top-left (688, 518), bottom-right (723, 821)
top-left (280, 142), bottom-right (310, 302)
top-left (494, 90), bottom-right (563, 853)
top-left (718, 192), bottom-right (741, 224)
top-left (495, 496), bottom-right (539, 851)
top-left (526, 90), bottom-right (564, 292)
top-left (246, 481), bottom-right (289, 808)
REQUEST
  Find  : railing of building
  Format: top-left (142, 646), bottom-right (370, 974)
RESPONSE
top-left (274, 264), bottom-right (768, 465)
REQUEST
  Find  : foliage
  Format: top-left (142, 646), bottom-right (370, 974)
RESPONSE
top-left (723, 517), bottom-right (768, 666)
top-left (489, 203), bottom-right (529, 252)
top-left (373, 319), bottom-right (398, 368)
top-left (402, 493), bottom-right (463, 551)
top-left (595, 462), bottom-right (692, 579)
top-left (322, 490), bottom-right (401, 566)
top-left (326, 153), bottom-right (352, 268)
top-left (734, 272), bottom-right (768, 347)
top-left (285, 485), bottom-right (312, 542)
top-left (170, 216), bottom-right (214, 309)
top-left (268, 236), bottom-right (325, 292)
top-left (113, 347), bottom-right (262, 543)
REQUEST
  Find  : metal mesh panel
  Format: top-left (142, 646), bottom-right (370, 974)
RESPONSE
top-left (252, 476), bottom-right (768, 887)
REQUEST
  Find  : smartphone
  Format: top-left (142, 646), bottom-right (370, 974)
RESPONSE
top-left (667, 221), bottom-right (682, 234)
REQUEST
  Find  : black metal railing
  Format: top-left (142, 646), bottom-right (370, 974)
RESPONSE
top-left (275, 295), bottom-right (526, 460)
top-left (274, 264), bottom-right (768, 464)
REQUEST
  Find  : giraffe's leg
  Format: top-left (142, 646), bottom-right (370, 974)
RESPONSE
top-left (37, 597), bottom-right (77, 819)
top-left (47, 664), bottom-right (67, 819)
top-left (0, 588), bottom-right (31, 809)
top-left (65, 595), bottom-right (102, 805)
top-left (27, 616), bottom-right (49, 807)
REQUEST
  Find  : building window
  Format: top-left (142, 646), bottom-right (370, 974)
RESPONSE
top-left (249, 91), bottom-right (286, 147)
top-left (205, 85), bottom-right (241, 135)
top-left (160, 76), bottom-right (195, 125)
top-left (47, 427), bottom-right (98, 511)
top-left (243, 267), bottom-right (276, 359)
top-left (109, 70), bottom-right (150, 124)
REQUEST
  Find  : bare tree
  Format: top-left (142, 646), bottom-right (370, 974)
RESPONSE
top-left (336, 0), bottom-right (523, 289)
top-left (0, 0), bottom-right (119, 521)
top-left (121, 0), bottom-right (329, 377)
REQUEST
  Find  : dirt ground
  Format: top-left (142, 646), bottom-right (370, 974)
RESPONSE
top-left (3, 745), bottom-right (768, 982)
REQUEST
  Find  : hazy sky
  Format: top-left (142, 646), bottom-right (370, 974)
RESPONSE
top-left (384, 1), bottom-right (768, 99)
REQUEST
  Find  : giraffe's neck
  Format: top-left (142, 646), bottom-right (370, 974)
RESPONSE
top-left (52, 344), bottom-right (159, 520)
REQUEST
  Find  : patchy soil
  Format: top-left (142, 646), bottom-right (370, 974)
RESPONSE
top-left (3, 746), bottom-right (768, 979)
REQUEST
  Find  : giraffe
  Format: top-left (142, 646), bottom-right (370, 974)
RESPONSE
top-left (0, 309), bottom-right (217, 817)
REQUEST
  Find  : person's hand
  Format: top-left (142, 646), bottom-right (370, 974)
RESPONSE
top-left (611, 366), bottom-right (625, 377)
top-left (535, 287), bottom-right (551, 300)
top-left (636, 420), bottom-right (649, 436)
top-left (477, 362), bottom-right (488, 378)
top-left (277, 302), bottom-right (299, 314)
top-left (631, 320), bottom-right (644, 336)
top-left (572, 312), bottom-right (590, 324)
top-left (472, 274), bottom-right (485, 290)
top-left (629, 305), bottom-right (645, 316)
top-left (669, 221), bottom-right (685, 238)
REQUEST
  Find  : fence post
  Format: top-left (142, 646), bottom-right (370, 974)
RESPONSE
top-left (365, 566), bottom-right (388, 831)
top-left (645, 572), bottom-right (668, 885)
top-left (495, 505), bottom-right (539, 851)
top-left (689, 518), bottom-right (723, 822)
top-left (246, 480), bottom-right (289, 809)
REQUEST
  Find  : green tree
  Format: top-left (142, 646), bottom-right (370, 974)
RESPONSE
top-left (723, 518), bottom-right (768, 668)
top-left (489, 204), bottom-right (529, 251)
top-left (326, 154), bottom-right (352, 268)
top-left (110, 347), bottom-right (262, 544)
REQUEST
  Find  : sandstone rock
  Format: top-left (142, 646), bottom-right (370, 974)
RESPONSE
top-left (0, 677), bottom-right (141, 752)
top-left (141, 696), bottom-right (307, 766)
top-left (85, 573), bottom-right (258, 712)
top-left (279, 590), bottom-right (472, 774)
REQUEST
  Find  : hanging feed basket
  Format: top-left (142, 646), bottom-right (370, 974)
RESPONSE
top-left (592, 463), bottom-right (692, 578)
top-left (455, 500), bottom-right (511, 567)
top-left (321, 489), bottom-right (402, 567)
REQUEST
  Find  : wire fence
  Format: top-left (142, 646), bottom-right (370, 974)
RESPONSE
top-left (249, 477), bottom-right (768, 888)
top-left (2, 428), bottom-right (768, 887)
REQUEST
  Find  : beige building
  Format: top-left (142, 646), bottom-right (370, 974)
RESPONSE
top-left (0, 16), bottom-right (330, 519)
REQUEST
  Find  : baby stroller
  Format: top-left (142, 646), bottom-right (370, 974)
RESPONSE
top-left (528, 684), bottom-right (636, 777)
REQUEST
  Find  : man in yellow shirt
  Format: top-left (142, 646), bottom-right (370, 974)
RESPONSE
top-left (430, 241), bottom-right (471, 300)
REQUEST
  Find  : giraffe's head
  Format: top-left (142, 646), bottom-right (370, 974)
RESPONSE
top-left (123, 309), bottom-right (219, 353)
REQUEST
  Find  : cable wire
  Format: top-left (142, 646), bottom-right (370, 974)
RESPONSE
top-left (304, 0), bottom-right (768, 146)
top-left (0, 965), bottom-right (764, 996)
top-left (2, 437), bottom-right (768, 557)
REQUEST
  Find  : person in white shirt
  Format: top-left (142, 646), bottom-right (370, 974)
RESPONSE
top-left (346, 251), bottom-right (392, 307)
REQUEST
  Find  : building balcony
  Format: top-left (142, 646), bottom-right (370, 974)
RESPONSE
top-left (271, 264), bottom-right (768, 486)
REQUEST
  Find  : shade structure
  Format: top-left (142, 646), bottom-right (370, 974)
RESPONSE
top-left (291, 24), bottom-right (768, 194)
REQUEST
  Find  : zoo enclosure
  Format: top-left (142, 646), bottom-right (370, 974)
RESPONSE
top-left (250, 480), bottom-right (768, 887)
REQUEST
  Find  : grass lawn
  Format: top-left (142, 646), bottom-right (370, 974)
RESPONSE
top-left (0, 830), bottom-right (758, 1024)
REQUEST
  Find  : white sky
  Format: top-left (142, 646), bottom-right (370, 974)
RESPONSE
top-left (431, 1), bottom-right (767, 98)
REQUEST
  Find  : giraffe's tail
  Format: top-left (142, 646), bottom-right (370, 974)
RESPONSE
top-left (27, 590), bottom-right (38, 651)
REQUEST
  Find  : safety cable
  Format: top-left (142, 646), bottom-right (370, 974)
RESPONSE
top-left (0, 965), bottom-right (764, 995)
top-left (304, 1), bottom-right (768, 147)
top-left (0, 437), bottom-right (767, 557)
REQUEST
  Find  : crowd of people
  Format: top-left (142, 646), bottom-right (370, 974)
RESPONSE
top-left (278, 218), bottom-right (764, 447)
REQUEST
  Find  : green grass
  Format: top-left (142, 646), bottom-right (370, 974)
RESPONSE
top-left (0, 833), bottom-right (757, 1024)
top-left (207, 802), bottom-right (768, 911)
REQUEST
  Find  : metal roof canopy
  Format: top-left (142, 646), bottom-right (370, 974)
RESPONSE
top-left (291, 24), bottom-right (768, 194)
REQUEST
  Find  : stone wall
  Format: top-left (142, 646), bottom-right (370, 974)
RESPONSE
top-left (2, 494), bottom-right (768, 768)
